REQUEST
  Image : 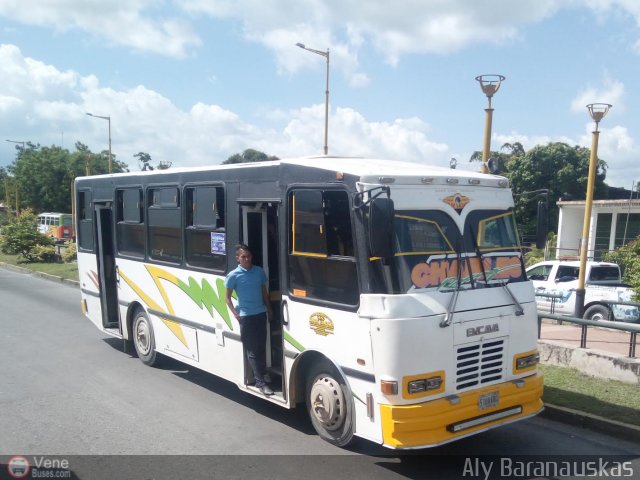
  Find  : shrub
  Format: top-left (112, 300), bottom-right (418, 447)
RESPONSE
top-left (62, 242), bottom-right (77, 263)
top-left (31, 244), bottom-right (58, 263)
top-left (0, 209), bottom-right (54, 262)
top-left (603, 236), bottom-right (640, 300)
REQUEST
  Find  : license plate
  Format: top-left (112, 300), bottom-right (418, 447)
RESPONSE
top-left (478, 391), bottom-right (499, 410)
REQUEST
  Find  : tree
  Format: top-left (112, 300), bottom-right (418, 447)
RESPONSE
top-left (222, 149), bottom-right (279, 164)
top-left (502, 142), bottom-right (607, 238)
top-left (134, 152), bottom-right (171, 170)
top-left (135, 151), bottom-right (154, 171)
top-left (7, 142), bottom-right (128, 213)
top-left (468, 142), bottom-right (524, 174)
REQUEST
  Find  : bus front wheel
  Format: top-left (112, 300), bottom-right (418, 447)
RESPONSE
top-left (305, 361), bottom-right (354, 447)
top-left (132, 309), bottom-right (158, 366)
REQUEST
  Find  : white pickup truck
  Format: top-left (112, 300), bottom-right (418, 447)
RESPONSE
top-left (526, 260), bottom-right (640, 322)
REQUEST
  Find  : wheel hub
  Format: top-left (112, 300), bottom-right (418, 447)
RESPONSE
top-left (135, 319), bottom-right (150, 354)
top-left (310, 376), bottom-right (345, 431)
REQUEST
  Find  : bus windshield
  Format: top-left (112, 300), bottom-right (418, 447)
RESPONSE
top-left (383, 209), bottom-right (526, 293)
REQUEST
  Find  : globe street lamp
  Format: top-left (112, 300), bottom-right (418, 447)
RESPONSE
top-left (574, 103), bottom-right (612, 318)
top-left (86, 112), bottom-right (112, 173)
top-left (476, 74), bottom-right (505, 174)
top-left (296, 42), bottom-right (330, 155)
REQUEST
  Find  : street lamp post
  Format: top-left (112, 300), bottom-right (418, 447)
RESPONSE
top-left (296, 42), bottom-right (330, 155)
top-left (6, 139), bottom-right (25, 149)
top-left (6, 139), bottom-right (26, 214)
top-left (475, 75), bottom-right (505, 174)
top-left (574, 103), bottom-right (612, 318)
top-left (86, 112), bottom-right (112, 173)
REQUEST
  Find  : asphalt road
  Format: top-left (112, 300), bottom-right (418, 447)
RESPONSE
top-left (1, 267), bottom-right (639, 479)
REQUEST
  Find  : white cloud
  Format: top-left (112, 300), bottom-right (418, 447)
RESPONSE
top-left (0, 43), bottom-right (451, 171)
top-left (570, 76), bottom-right (624, 114)
top-left (181, 0), bottom-right (560, 84)
top-left (579, 124), bottom-right (640, 188)
top-left (0, 0), bottom-right (201, 57)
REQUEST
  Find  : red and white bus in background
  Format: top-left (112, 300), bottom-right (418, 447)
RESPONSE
top-left (37, 212), bottom-right (75, 243)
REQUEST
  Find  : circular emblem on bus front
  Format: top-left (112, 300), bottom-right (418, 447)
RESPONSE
top-left (7, 456), bottom-right (30, 479)
top-left (309, 312), bottom-right (334, 336)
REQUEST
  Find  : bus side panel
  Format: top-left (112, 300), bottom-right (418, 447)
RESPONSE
top-left (114, 259), bottom-right (246, 387)
top-left (282, 295), bottom-right (382, 444)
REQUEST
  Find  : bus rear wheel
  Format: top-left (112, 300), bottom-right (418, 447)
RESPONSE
top-left (132, 309), bottom-right (158, 366)
top-left (305, 361), bottom-right (354, 447)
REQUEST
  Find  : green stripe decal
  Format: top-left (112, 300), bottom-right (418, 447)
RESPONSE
top-left (283, 331), bottom-right (305, 352)
top-left (176, 276), bottom-right (236, 331)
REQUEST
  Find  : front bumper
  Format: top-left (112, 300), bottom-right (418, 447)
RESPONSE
top-left (380, 372), bottom-right (544, 448)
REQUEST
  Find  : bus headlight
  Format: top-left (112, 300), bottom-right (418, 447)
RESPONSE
top-left (403, 370), bottom-right (445, 399)
top-left (514, 351), bottom-right (540, 373)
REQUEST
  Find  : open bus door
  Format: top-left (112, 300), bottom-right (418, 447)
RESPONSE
top-left (241, 202), bottom-right (283, 396)
top-left (94, 203), bottom-right (120, 332)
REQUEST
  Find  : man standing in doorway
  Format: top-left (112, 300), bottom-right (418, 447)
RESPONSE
top-left (225, 244), bottom-right (274, 396)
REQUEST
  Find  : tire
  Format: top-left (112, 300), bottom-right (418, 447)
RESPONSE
top-left (583, 304), bottom-right (611, 321)
top-left (132, 309), bottom-right (159, 366)
top-left (305, 361), bottom-right (354, 447)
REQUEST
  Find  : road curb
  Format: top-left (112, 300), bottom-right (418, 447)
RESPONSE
top-left (0, 261), bottom-right (79, 288)
top-left (542, 403), bottom-right (640, 443)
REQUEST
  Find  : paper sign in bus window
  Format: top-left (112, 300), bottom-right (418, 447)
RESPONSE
top-left (211, 232), bottom-right (226, 255)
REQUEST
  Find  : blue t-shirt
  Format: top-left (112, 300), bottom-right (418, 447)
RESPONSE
top-left (224, 264), bottom-right (268, 316)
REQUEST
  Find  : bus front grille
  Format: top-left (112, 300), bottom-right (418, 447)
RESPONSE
top-left (455, 339), bottom-right (505, 390)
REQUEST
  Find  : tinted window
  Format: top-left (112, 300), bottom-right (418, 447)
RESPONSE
top-left (116, 189), bottom-right (145, 258)
top-left (148, 187), bottom-right (182, 263)
top-left (77, 190), bottom-right (94, 251)
top-left (289, 189), bottom-right (358, 305)
top-left (185, 186), bottom-right (226, 271)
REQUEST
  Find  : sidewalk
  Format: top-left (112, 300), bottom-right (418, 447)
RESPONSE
top-left (540, 319), bottom-right (639, 357)
top-left (538, 318), bottom-right (640, 385)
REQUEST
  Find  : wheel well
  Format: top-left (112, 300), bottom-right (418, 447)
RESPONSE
top-left (125, 301), bottom-right (145, 341)
top-left (584, 302), bottom-right (610, 313)
top-left (290, 351), bottom-right (336, 406)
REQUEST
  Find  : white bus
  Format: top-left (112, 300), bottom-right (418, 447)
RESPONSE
top-left (75, 157), bottom-right (543, 449)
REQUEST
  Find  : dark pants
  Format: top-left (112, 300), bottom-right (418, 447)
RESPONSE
top-left (239, 313), bottom-right (268, 387)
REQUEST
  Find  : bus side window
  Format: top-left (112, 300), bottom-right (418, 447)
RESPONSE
top-left (288, 189), bottom-right (358, 305)
top-left (185, 186), bottom-right (226, 271)
top-left (148, 187), bottom-right (182, 264)
top-left (116, 189), bottom-right (145, 258)
top-left (78, 191), bottom-right (94, 251)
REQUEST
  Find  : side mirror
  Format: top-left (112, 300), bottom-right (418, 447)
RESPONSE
top-left (369, 197), bottom-right (394, 258)
top-left (535, 200), bottom-right (548, 249)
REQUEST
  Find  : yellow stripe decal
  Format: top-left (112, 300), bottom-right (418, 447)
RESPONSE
top-left (118, 268), bottom-right (188, 347)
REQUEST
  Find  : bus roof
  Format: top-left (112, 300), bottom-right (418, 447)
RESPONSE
top-left (76, 156), bottom-right (507, 187)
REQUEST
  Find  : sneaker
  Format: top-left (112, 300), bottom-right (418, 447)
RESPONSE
top-left (260, 384), bottom-right (274, 396)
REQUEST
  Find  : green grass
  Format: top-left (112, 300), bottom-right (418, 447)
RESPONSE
top-left (0, 252), bottom-right (79, 282)
top-left (541, 364), bottom-right (640, 426)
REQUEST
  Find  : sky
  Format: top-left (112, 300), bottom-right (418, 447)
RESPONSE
top-left (0, 0), bottom-right (639, 188)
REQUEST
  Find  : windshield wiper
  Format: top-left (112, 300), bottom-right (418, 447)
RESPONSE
top-left (440, 241), bottom-right (463, 328)
top-left (469, 226), bottom-right (524, 316)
